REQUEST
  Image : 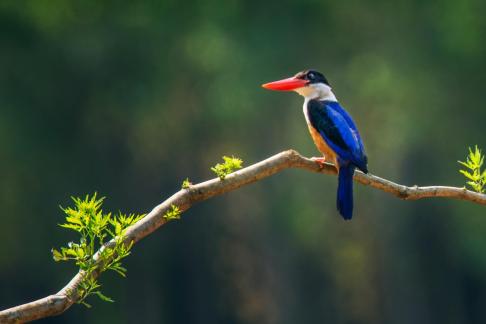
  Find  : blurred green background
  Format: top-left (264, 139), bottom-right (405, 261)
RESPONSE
top-left (1, 1), bottom-right (486, 323)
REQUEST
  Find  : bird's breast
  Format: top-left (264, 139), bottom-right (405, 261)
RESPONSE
top-left (307, 123), bottom-right (338, 166)
top-left (303, 101), bottom-right (338, 167)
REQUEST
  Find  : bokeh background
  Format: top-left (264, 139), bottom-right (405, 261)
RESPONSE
top-left (1, 1), bottom-right (486, 323)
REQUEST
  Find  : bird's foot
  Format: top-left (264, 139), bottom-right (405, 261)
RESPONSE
top-left (311, 157), bottom-right (327, 168)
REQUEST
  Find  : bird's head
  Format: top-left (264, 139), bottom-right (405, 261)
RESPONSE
top-left (262, 69), bottom-right (336, 101)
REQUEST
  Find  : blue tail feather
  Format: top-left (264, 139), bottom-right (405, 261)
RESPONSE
top-left (337, 165), bottom-right (355, 220)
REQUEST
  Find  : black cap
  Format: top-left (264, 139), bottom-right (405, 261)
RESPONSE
top-left (294, 69), bottom-right (330, 86)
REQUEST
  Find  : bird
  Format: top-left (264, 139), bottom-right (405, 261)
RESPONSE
top-left (262, 69), bottom-right (368, 220)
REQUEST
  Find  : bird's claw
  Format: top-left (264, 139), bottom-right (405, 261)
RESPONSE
top-left (311, 157), bottom-right (327, 168)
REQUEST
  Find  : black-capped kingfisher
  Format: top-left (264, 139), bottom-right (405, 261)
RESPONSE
top-left (262, 70), bottom-right (368, 220)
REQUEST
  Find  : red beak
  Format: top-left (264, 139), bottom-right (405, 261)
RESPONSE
top-left (261, 77), bottom-right (308, 91)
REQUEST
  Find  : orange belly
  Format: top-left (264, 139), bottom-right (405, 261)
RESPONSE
top-left (307, 124), bottom-right (339, 168)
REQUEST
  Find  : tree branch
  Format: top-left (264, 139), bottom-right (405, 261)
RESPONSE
top-left (1, 149), bottom-right (485, 323)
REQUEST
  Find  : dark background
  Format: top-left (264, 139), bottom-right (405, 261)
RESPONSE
top-left (1, 1), bottom-right (486, 323)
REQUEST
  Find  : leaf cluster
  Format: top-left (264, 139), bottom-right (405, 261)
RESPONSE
top-left (181, 178), bottom-right (192, 189)
top-left (52, 194), bottom-right (144, 307)
top-left (458, 145), bottom-right (486, 193)
top-left (163, 204), bottom-right (182, 221)
top-left (211, 156), bottom-right (243, 180)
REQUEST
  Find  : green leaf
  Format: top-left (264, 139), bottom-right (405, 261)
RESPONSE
top-left (51, 248), bottom-right (63, 261)
top-left (59, 223), bottom-right (82, 231)
top-left (459, 169), bottom-right (473, 180)
top-left (109, 262), bottom-right (128, 277)
top-left (114, 221), bottom-right (122, 236)
top-left (66, 216), bottom-right (82, 225)
top-left (76, 247), bottom-right (85, 258)
top-left (95, 291), bottom-right (114, 303)
top-left (80, 301), bottom-right (92, 308)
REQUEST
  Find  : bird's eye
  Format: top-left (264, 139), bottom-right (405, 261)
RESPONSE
top-left (308, 72), bottom-right (315, 80)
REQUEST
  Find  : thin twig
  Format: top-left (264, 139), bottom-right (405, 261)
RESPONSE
top-left (1, 150), bottom-right (484, 323)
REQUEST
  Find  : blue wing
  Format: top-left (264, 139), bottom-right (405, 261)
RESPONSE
top-left (307, 100), bottom-right (368, 172)
top-left (326, 101), bottom-right (366, 155)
